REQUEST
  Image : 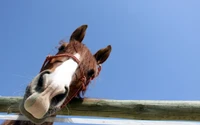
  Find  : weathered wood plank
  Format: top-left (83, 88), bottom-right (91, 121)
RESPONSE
top-left (1, 96), bottom-right (200, 121)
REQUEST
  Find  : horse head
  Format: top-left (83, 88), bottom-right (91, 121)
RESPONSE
top-left (19, 25), bottom-right (112, 124)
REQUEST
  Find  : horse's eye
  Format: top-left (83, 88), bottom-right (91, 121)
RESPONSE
top-left (58, 45), bottom-right (65, 51)
top-left (87, 69), bottom-right (95, 77)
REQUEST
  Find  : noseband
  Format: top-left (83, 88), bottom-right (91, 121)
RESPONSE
top-left (40, 53), bottom-right (101, 109)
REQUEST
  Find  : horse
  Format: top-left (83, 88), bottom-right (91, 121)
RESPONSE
top-left (3, 25), bottom-right (112, 125)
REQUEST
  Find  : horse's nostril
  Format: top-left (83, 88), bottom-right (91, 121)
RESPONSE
top-left (50, 87), bottom-right (69, 106)
top-left (38, 74), bottom-right (44, 88)
top-left (35, 75), bottom-right (45, 92)
top-left (36, 71), bottom-right (50, 92)
top-left (65, 86), bottom-right (69, 94)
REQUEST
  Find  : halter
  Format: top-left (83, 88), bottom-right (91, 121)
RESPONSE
top-left (40, 53), bottom-right (101, 109)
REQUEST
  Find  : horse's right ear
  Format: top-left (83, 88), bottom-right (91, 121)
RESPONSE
top-left (70, 25), bottom-right (88, 43)
top-left (94, 45), bottom-right (112, 65)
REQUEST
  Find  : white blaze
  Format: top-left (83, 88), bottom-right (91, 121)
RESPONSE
top-left (24, 53), bottom-right (80, 119)
top-left (47, 53), bottom-right (80, 90)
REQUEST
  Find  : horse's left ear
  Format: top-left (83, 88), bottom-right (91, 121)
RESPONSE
top-left (94, 45), bottom-right (112, 65)
top-left (70, 25), bottom-right (88, 43)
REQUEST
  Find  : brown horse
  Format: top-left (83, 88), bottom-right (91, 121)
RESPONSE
top-left (3, 25), bottom-right (112, 125)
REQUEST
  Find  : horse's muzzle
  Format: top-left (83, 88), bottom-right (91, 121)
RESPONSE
top-left (19, 70), bottom-right (69, 124)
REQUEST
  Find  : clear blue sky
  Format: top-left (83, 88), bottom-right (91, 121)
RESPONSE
top-left (1, 0), bottom-right (200, 125)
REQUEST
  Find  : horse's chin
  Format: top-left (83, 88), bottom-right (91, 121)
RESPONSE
top-left (19, 92), bottom-right (62, 124)
top-left (19, 71), bottom-right (65, 124)
top-left (19, 101), bottom-right (48, 124)
top-left (19, 92), bottom-right (60, 124)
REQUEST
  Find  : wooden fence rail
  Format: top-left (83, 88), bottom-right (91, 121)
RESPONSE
top-left (1, 96), bottom-right (200, 121)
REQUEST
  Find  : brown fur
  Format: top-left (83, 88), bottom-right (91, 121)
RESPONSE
top-left (3, 25), bottom-right (111, 125)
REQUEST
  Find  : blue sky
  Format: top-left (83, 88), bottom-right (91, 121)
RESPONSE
top-left (1, 0), bottom-right (200, 125)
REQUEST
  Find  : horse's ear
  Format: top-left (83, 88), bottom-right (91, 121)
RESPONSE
top-left (70, 25), bottom-right (88, 43)
top-left (94, 45), bottom-right (112, 65)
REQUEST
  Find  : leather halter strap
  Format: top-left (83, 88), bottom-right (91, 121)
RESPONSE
top-left (40, 53), bottom-right (101, 109)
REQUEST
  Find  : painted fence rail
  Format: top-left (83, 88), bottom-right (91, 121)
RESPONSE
top-left (1, 96), bottom-right (200, 122)
top-left (0, 114), bottom-right (200, 125)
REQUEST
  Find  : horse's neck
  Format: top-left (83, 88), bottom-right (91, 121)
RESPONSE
top-left (2, 120), bottom-right (53, 125)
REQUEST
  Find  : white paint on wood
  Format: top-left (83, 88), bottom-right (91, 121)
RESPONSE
top-left (0, 114), bottom-right (199, 125)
